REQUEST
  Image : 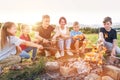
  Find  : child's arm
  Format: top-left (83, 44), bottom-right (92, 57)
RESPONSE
top-left (35, 32), bottom-right (44, 41)
top-left (111, 39), bottom-right (117, 56)
top-left (73, 34), bottom-right (85, 41)
top-left (20, 41), bottom-right (43, 49)
top-left (60, 28), bottom-right (70, 39)
top-left (52, 27), bottom-right (60, 40)
top-left (35, 31), bottom-right (49, 43)
top-left (16, 46), bottom-right (22, 55)
top-left (98, 32), bottom-right (105, 42)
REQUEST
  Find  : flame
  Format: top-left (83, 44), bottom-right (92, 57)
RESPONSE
top-left (84, 41), bottom-right (106, 65)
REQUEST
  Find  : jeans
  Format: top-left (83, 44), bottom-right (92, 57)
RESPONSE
top-left (19, 51), bottom-right (30, 59)
top-left (24, 47), bottom-right (37, 59)
top-left (104, 41), bottom-right (120, 55)
top-left (58, 38), bottom-right (71, 51)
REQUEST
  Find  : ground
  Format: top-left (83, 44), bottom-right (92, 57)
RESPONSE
top-left (0, 34), bottom-right (120, 80)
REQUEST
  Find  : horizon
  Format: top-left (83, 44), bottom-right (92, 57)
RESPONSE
top-left (0, 0), bottom-right (120, 26)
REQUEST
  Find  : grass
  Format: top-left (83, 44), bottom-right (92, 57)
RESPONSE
top-left (0, 57), bottom-right (46, 80)
top-left (85, 34), bottom-right (120, 47)
top-left (1, 33), bottom-right (120, 80)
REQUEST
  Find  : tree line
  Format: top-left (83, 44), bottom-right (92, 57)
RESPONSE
top-left (0, 22), bottom-right (99, 34)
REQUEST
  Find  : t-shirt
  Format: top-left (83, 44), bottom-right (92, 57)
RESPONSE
top-left (100, 27), bottom-right (117, 43)
top-left (36, 25), bottom-right (54, 39)
top-left (20, 34), bottom-right (31, 50)
top-left (0, 36), bottom-right (24, 60)
top-left (70, 30), bottom-right (83, 37)
top-left (59, 26), bottom-right (67, 35)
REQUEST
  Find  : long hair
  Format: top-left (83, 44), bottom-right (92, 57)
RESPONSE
top-left (0, 22), bottom-right (15, 49)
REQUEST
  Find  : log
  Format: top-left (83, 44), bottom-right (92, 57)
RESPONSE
top-left (103, 65), bottom-right (120, 80)
top-left (84, 73), bottom-right (101, 80)
top-left (102, 76), bottom-right (114, 80)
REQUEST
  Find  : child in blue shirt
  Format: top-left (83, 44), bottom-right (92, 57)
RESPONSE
top-left (70, 21), bottom-right (86, 54)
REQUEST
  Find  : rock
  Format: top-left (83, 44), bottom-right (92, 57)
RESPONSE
top-left (60, 66), bottom-right (77, 77)
top-left (103, 65), bottom-right (120, 80)
top-left (102, 76), bottom-right (114, 80)
top-left (45, 61), bottom-right (59, 71)
top-left (91, 66), bottom-right (102, 74)
top-left (84, 73), bottom-right (101, 80)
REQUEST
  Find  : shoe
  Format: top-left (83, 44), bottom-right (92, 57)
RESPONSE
top-left (55, 51), bottom-right (61, 58)
top-left (66, 50), bottom-right (73, 56)
top-left (31, 57), bottom-right (37, 61)
top-left (45, 50), bottom-right (51, 57)
top-left (61, 51), bottom-right (65, 56)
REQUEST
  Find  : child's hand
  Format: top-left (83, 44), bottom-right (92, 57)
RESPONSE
top-left (43, 39), bottom-right (49, 43)
top-left (51, 39), bottom-right (56, 45)
top-left (32, 39), bottom-right (39, 43)
top-left (37, 45), bottom-right (43, 49)
top-left (111, 48), bottom-right (116, 56)
top-left (73, 35), bottom-right (79, 40)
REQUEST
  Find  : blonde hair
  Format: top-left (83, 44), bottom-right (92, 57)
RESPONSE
top-left (73, 21), bottom-right (79, 26)
top-left (42, 15), bottom-right (50, 21)
top-left (20, 24), bottom-right (29, 31)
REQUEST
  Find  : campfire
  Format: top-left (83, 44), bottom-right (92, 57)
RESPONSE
top-left (45, 40), bottom-right (119, 80)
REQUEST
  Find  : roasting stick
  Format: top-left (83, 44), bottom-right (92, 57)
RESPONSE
top-left (111, 56), bottom-right (120, 59)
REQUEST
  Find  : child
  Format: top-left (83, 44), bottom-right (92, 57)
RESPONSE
top-left (35, 15), bottom-right (57, 57)
top-left (98, 17), bottom-right (120, 56)
top-left (0, 28), bottom-right (1, 44)
top-left (70, 21), bottom-right (86, 54)
top-left (0, 22), bottom-right (43, 74)
top-left (53, 17), bottom-right (73, 57)
top-left (20, 24), bottom-right (37, 61)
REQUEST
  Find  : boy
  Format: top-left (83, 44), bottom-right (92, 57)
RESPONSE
top-left (98, 17), bottom-right (120, 60)
top-left (70, 21), bottom-right (86, 54)
top-left (35, 15), bottom-right (56, 56)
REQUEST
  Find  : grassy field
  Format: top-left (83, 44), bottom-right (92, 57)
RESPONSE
top-left (85, 34), bottom-right (120, 47)
top-left (17, 31), bottom-right (120, 47)
top-left (1, 33), bottom-right (120, 80)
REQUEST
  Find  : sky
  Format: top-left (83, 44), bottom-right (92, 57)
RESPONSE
top-left (0, 0), bottom-right (120, 25)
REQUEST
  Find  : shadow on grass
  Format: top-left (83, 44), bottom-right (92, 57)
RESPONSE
top-left (0, 57), bottom-right (47, 80)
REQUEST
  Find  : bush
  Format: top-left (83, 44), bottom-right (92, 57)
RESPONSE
top-left (80, 27), bottom-right (99, 34)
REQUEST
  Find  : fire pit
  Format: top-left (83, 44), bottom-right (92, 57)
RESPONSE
top-left (44, 42), bottom-right (119, 80)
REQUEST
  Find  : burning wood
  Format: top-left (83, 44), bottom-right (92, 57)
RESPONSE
top-left (45, 40), bottom-right (119, 79)
top-left (59, 58), bottom-right (91, 77)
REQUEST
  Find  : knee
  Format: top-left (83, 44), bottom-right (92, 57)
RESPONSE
top-left (14, 55), bottom-right (22, 63)
top-left (19, 51), bottom-right (30, 59)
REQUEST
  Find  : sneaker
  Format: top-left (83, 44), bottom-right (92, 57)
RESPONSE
top-left (45, 50), bottom-right (51, 57)
top-left (61, 51), bottom-right (65, 56)
top-left (31, 57), bottom-right (37, 61)
top-left (55, 51), bottom-right (61, 58)
top-left (66, 50), bottom-right (73, 56)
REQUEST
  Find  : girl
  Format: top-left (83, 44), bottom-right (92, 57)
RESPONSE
top-left (54, 17), bottom-right (73, 57)
top-left (20, 24), bottom-right (37, 61)
top-left (0, 22), bottom-right (43, 74)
